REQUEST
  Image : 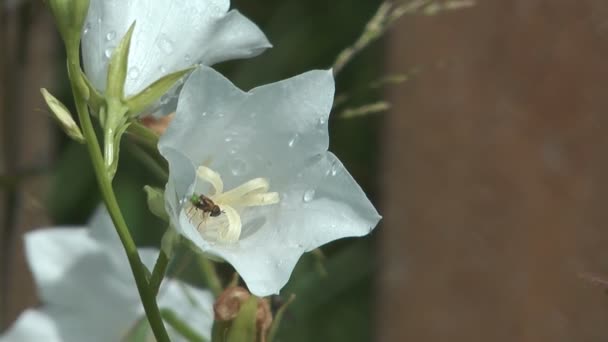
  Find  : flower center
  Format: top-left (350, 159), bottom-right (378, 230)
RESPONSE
top-left (184, 166), bottom-right (279, 243)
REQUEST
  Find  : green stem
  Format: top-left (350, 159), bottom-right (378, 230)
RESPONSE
top-left (160, 309), bottom-right (207, 342)
top-left (66, 49), bottom-right (170, 342)
top-left (197, 256), bottom-right (223, 296)
top-left (149, 250), bottom-right (169, 297)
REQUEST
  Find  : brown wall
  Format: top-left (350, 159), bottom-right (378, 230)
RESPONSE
top-left (379, 1), bottom-right (608, 341)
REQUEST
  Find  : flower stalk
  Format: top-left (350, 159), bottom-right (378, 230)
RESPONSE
top-left (65, 47), bottom-right (171, 342)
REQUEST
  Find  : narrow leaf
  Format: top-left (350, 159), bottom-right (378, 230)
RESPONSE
top-left (106, 22), bottom-right (136, 99)
top-left (125, 67), bottom-right (195, 116)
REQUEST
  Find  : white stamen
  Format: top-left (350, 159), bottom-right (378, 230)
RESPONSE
top-left (185, 166), bottom-right (279, 243)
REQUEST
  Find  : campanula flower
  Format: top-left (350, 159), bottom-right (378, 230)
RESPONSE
top-left (160, 66), bottom-right (381, 297)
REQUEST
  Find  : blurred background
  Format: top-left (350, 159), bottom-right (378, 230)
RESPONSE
top-left (2, 0), bottom-right (608, 341)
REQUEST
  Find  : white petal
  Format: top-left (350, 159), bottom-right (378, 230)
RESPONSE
top-left (82, 0), bottom-right (270, 97)
top-left (160, 66), bottom-right (334, 190)
top-left (24, 227), bottom-right (99, 302)
top-left (0, 309), bottom-right (60, 342)
top-left (157, 281), bottom-right (214, 341)
top-left (200, 152), bottom-right (381, 296)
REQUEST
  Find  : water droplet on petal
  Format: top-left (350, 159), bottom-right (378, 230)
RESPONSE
top-left (103, 46), bottom-right (115, 59)
top-left (288, 134), bottom-right (299, 148)
top-left (201, 112), bottom-right (207, 117)
top-left (158, 34), bottom-right (174, 54)
top-left (224, 136), bottom-right (233, 143)
top-left (159, 94), bottom-right (170, 105)
top-left (317, 117), bottom-right (326, 128)
top-left (230, 159), bottom-right (248, 176)
top-left (159, 65), bottom-right (167, 74)
top-left (83, 23), bottom-right (91, 35)
top-left (303, 189), bottom-right (315, 203)
top-left (106, 31), bottom-right (116, 41)
top-left (229, 149), bottom-right (237, 155)
top-left (128, 67), bottom-right (140, 80)
top-left (218, 113), bottom-right (225, 118)
top-left (330, 162), bottom-right (339, 176)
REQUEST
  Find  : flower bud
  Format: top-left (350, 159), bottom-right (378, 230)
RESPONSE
top-left (40, 88), bottom-right (85, 143)
top-left (46, 0), bottom-right (90, 46)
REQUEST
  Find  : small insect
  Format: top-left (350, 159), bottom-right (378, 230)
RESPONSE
top-left (189, 193), bottom-right (222, 217)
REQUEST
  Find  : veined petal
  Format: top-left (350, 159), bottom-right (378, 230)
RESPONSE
top-left (82, 0), bottom-right (270, 97)
top-left (160, 66), bottom-right (334, 190)
top-left (199, 153), bottom-right (380, 296)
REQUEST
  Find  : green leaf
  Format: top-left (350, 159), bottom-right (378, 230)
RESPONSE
top-left (106, 22), bottom-right (136, 99)
top-left (143, 185), bottom-right (169, 221)
top-left (125, 66), bottom-right (195, 116)
top-left (40, 88), bottom-right (85, 143)
top-left (227, 296), bottom-right (258, 342)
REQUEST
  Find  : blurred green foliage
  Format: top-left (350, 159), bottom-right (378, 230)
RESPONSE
top-left (47, 1), bottom-right (384, 341)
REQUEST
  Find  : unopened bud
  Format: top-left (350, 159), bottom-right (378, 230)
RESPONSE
top-left (40, 88), bottom-right (85, 143)
top-left (47, 0), bottom-right (90, 46)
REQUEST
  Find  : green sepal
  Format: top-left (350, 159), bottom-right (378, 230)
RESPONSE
top-left (226, 296), bottom-right (258, 342)
top-left (144, 185), bottom-right (169, 222)
top-left (161, 227), bottom-right (179, 259)
top-left (125, 66), bottom-right (195, 116)
top-left (78, 68), bottom-right (104, 116)
top-left (268, 294), bottom-right (296, 342)
top-left (106, 22), bottom-right (136, 100)
top-left (40, 88), bottom-right (85, 143)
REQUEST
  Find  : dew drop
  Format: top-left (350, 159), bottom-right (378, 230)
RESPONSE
top-left (218, 113), bottom-right (225, 118)
top-left (288, 134), bottom-right (299, 148)
top-left (103, 47), bottom-right (114, 59)
top-left (230, 159), bottom-right (248, 176)
top-left (224, 136), bottom-right (233, 143)
top-left (159, 65), bottom-right (167, 74)
top-left (158, 34), bottom-right (174, 54)
top-left (159, 94), bottom-right (170, 105)
top-left (330, 162), bottom-right (339, 176)
top-left (303, 189), bottom-right (315, 203)
top-left (83, 22), bottom-right (91, 35)
top-left (229, 149), bottom-right (237, 155)
top-left (128, 67), bottom-right (140, 80)
top-left (317, 117), bottom-right (326, 127)
top-left (106, 31), bottom-right (116, 41)
top-left (201, 112), bottom-right (207, 117)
